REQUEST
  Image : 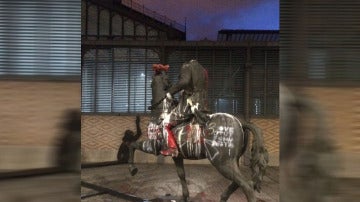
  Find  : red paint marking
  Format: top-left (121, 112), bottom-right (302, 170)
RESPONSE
top-left (186, 124), bottom-right (191, 132)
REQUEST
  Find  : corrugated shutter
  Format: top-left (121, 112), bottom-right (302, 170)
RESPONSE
top-left (231, 49), bottom-right (246, 116)
top-left (96, 49), bottom-right (112, 112)
top-left (145, 49), bottom-right (159, 110)
top-left (265, 49), bottom-right (279, 116)
top-left (128, 48), bottom-right (159, 112)
top-left (82, 49), bottom-right (96, 112)
top-left (197, 49), bottom-right (214, 110)
top-left (280, 0), bottom-right (360, 85)
top-left (251, 48), bottom-right (265, 116)
top-left (82, 46), bottom-right (274, 116)
top-left (112, 48), bottom-right (159, 113)
top-left (0, 0), bottom-right (80, 77)
top-left (249, 48), bottom-right (279, 117)
top-left (213, 50), bottom-right (231, 113)
top-left (113, 48), bottom-right (129, 112)
top-left (81, 47), bottom-right (159, 113)
top-left (129, 48), bottom-right (146, 112)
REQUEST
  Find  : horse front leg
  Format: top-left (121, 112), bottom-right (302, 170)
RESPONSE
top-left (128, 141), bottom-right (141, 176)
top-left (128, 139), bottom-right (159, 176)
top-left (173, 157), bottom-right (189, 202)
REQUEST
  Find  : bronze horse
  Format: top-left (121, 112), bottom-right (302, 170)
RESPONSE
top-left (127, 74), bottom-right (269, 202)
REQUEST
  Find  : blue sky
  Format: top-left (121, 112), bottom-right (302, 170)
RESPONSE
top-left (141, 0), bottom-right (279, 40)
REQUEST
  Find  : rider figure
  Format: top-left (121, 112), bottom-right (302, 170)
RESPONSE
top-left (151, 64), bottom-right (171, 118)
top-left (161, 59), bottom-right (210, 156)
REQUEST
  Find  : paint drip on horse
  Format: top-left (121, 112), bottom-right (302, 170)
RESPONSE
top-left (147, 97), bottom-right (209, 159)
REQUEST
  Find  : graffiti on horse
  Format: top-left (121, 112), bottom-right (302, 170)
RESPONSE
top-left (127, 98), bottom-right (269, 202)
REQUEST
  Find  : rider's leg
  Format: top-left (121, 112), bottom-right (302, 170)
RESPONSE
top-left (160, 124), bottom-right (178, 157)
top-left (194, 109), bottom-right (210, 125)
top-left (189, 101), bottom-right (210, 125)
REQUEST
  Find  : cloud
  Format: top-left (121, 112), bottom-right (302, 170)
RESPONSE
top-left (140, 0), bottom-right (279, 40)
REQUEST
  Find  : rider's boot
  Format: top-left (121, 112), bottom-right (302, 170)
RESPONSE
top-left (161, 124), bottom-right (178, 157)
top-left (176, 113), bottom-right (193, 125)
top-left (194, 109), bottom-right (210, 125)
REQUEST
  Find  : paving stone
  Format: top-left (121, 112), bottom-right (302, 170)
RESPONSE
top-left (81, 164), bottom-right (279, 202)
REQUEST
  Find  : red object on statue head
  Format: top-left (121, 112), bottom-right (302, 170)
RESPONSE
top-left (152, 64), bottom-right (169, 72)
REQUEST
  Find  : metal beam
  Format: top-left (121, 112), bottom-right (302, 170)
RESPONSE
top-left (82, 39), bottom-right (279, 48)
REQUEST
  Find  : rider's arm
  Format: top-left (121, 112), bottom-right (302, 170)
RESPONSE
top-left (161, 71), bottom-right (171, 91)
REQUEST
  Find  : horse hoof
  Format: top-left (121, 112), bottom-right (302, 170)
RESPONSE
top-left (181, 197), bottom-right (189, 202)
top-left (129, 167), bottom-right (138, 176)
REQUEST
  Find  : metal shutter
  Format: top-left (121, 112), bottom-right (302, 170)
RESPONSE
top-left (265, 49), bottom-right (279, 116)
top-left (197, 49), bottom-right (214, 111)
top-left (280, 0), bottom-right (360, 85)
top-left (82, 47), bottom-right (160, 113)
top-left (145, 49), bottom-right (159, 111)
top-left (95, 49), bottom-right (112, 112)
top-left (113, 48), bottom-right (130, 112)
top-left (231, 48), bottom-right (246, 116)
top-left (0, 0), bottom-right (80, 77)
top-left (250, 48), bottom-right (279, 117)
top-left (251, 48), bottom-right (266, 116)
top-left (82, 49), bottom-right (96, 112)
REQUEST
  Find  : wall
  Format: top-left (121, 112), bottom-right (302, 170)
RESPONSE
top-left (251, 118), bottom-right (279, 166)
top-left (0, 80), bottom-right (80, 171)
top-left (81, 115), bottom-right (280, 166)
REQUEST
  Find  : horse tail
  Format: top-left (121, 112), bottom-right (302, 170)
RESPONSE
top-left (242, 122), bottom-right (269, 192)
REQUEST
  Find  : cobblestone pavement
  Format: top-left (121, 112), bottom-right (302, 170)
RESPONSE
top-left (2, 165), bottom-right (356, 201)
top-left (81, 164), bottom-right (279, 202)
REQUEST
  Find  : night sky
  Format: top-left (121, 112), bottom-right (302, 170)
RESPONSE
top-left (140, 0), bottom-right (279, 40)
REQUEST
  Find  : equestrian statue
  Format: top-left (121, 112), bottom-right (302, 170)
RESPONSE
top-left (127, 60), bottom-right (269, 202)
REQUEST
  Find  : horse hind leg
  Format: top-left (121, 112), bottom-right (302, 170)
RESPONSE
top-left (214, 160), bottom-right (256, 202)
top-left (220, 181), bottom-right (239, 202)
top-left (173, 157), bottom-right (189, 202)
